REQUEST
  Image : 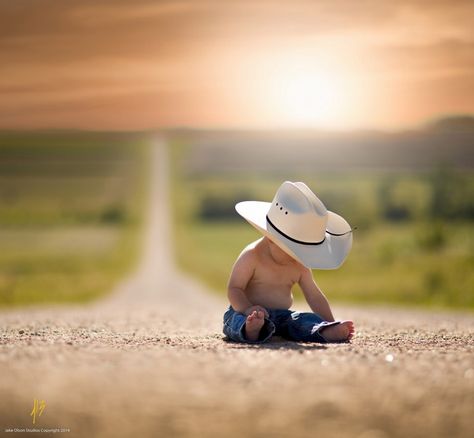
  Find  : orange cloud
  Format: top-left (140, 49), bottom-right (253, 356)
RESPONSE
top-left (0, 0), bottom-right (472, 130)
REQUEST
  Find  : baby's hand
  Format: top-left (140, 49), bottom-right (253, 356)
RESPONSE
top-left (244, 305), bottom-right (269, 318)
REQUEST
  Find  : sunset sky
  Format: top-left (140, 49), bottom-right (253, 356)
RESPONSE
top-left (0, 0), bottom-right (473, 131)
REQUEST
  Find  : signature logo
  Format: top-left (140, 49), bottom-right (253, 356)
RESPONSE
top-left (30, 399), bottom-right (46, 425)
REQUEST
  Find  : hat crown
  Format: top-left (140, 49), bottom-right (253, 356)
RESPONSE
top-left (267, 181), bottom-right (328, 243)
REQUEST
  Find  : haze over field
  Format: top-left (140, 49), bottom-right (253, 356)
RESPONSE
top-left (174, 117), bottom-right (474, 174)
top-left (0, 0), bottom-right (473, 131)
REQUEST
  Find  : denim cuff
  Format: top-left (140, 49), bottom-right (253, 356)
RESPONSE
top-left (240, 317), bottom-right (276, 344)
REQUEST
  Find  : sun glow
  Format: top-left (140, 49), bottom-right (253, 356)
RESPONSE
top-left (251, 51), bottom-right (365, 129)
top-left (276, 70), bottom-right (349, 127)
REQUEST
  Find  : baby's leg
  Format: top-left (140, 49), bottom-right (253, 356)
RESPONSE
top-left (245, 310), bottom-right (265, 342)
top-left (284, 311), bottom-right (353, 343)
top-left (222, 307), bottom-right (275, 343)
top-left (319, 321), bottom-right (355, 342)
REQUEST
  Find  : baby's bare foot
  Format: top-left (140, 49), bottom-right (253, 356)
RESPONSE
top-left (320, 320), bottom-right (355, 342)
top-left (245, 310), bottom-right (265, 342)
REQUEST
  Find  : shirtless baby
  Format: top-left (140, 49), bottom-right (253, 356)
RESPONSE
top-left (223, 181), bottom-right (355, 344)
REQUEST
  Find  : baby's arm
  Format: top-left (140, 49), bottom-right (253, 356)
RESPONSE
top-left (299, 268), bottom-right (335, 322)
top-left (227, 250), bottom-right (265, 315)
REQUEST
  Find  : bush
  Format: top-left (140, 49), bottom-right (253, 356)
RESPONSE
top-left (100, 205), bottom-right (127, 224)
top-left (428, 167), bottom-right (474, 220)
top-left (416, 222), bottom-right (446, 251)
top-left (377, 178), bottom-right (413, 221)
top-left (198, 191), bottom-right (254, 221)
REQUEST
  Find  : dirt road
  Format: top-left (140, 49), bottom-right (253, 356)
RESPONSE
top-left (1, 138), bottom-right (473, 438)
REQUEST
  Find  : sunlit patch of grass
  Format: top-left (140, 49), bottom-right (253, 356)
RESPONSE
top-left (0, 224), bottom-right (141, 306)
top-left (0, 227), bottom-right (119, 256)
top-left (314, 223), bottom-right (474, 309)
top-left (0, 131), bottom-right (149, 307)
top-left (175, 221), bottom-right (257, 293)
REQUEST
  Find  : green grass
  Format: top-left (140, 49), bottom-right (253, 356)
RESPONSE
top-left (170, 137), bottom-right (474, 311)
top-left (173, 220), bottom-right (474, 309)
top-left (0, 131), bottom-right (149, 307)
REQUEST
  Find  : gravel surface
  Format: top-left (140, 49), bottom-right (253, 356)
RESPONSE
top-left (1, 139), bottom-right (473, 438)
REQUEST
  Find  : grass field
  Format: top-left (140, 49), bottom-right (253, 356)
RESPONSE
top-left (170, 134), bottom-right (474, 310)
top-left (4, 130), bottom-right (472, 310)
top-left (0, 131), bottom-right (149, 306)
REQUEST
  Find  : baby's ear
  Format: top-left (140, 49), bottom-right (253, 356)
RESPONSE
top-left (279, 182), bottom-right (313, 214)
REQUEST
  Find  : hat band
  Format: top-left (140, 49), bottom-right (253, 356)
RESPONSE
top-left (327, 228), bottom-right (356, 237)
top-left (266, 215), bottom-right (326, 246)
top-left (266, 216), bottom-right (355, 244)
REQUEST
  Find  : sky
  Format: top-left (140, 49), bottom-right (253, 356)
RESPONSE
top-left (0, 0), bottom-right (473, 131)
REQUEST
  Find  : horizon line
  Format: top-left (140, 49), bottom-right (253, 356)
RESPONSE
top-left (0, 113), bottom-right (473, 136)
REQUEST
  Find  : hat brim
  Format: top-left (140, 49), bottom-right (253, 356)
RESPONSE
top-left (235, 201), bottom-right (352, 269)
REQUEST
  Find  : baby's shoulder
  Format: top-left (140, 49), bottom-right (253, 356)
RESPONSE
top-left (242, 238), bottom-right (260, 253)
top-left (235, 240), bottom-right (260, 265)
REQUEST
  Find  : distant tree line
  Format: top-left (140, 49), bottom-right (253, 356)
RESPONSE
top-left (379, 167), bottom-right (474, 222)
top-left (198, 191), bottom-right (254, 221)
top-left (196, 167), bottom-right (474, 224)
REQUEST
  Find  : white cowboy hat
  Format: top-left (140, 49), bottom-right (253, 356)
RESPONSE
top-left (235, 181), bottom-right (353, 269)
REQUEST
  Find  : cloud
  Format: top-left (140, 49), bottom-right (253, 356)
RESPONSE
top-left (0, 0), bottom-right (472, 129)
top-left (2, 0), bottom-right (472, 63)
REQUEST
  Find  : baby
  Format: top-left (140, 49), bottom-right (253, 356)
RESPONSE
top-left (223, 181), bottom-right (355, 344)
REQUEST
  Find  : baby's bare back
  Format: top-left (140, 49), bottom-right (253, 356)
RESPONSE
top-left (242, 239), bottom-right (303, 310)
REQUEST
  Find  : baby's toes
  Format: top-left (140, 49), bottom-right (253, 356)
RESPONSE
top-left (340, 321), bottom-right (353, 340)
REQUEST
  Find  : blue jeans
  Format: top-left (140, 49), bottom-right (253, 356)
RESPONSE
top-left (223, 306), bottom-right (341, 344)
